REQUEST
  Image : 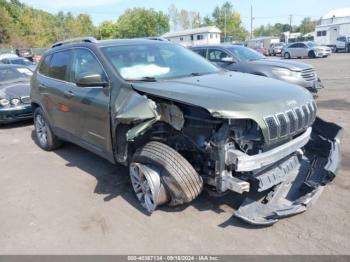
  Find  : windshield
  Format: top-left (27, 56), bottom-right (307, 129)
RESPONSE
top-left (102, 43), bottom-right (220, 80)
top-left (306, 42), bottom-right (318, 47)
top-left (11, 58), bottom-right (33, 66)
top-left (0, 67), bottom-right (32, 83)
top-left (226, 46), bottom-right (265, 62)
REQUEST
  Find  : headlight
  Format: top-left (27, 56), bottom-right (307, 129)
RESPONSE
top-left (0, 98), bottom-right (10, 107)
top-left (272, 68), bottom-right (301, 78)
top-left (11, 98), bottom-right (21, 106)
top-left (315, 48), bottom-right (323, 52)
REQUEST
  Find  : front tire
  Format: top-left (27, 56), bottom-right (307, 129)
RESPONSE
top-left (284, 52), bottom-right (291, 59)
top-left (308, 51), bottom-right (316, 58)
top-left (131, 141), bottom-right (203, 212)
top-left (34, 107), bottom-right (62, 151)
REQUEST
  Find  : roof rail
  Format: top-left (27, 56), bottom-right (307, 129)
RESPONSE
top-left (51, 37), bottom-right (98, 48)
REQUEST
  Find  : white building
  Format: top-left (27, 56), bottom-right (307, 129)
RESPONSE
top-left (314, 8), bottom-right (350, 46)
top-left (162, 26), bottom-right (221, 47)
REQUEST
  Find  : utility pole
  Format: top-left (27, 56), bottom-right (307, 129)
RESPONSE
top-left (250, 5), bottom-right (253, 39)
top-left (289, 14), bottom-right (293, 32)
top-left (224, 9), bottom-right (227, 40)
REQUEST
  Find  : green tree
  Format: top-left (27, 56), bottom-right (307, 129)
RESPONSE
top-left (115, 8), bottom-right (169, 38)
top-left (298, 17), bottom-right (319, 35)
top-left (211, 2), bottom-right (247, 41)
top-left (98, 21), bottom-right (117, 39)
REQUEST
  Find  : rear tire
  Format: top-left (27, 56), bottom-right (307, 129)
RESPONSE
top-left (284, 52), bottom-right (291, 59)
top-left (34, 107), bottom-right (62, 151)
top-left (131, 141), bottom-right (203, 209)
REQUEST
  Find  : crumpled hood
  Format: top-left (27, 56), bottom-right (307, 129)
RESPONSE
top-left (132, 71), bottom-right (313, 137)
top-left (0, 81), bottom-right (30, 99)
top-left (249, 58), bottom-right (313, 71)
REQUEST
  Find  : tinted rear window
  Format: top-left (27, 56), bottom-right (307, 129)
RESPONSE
top-left (48, 51), bottom-right (71, 81)
top-left (192, 49), bottom-right (207, 58)
top-left (39, 55), bottom-right (51, 76)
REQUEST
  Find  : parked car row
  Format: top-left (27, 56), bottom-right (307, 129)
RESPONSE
top-left (191, 44), bottom-right (323, 96)
top-left (14, 37), bottom-right (340, 226)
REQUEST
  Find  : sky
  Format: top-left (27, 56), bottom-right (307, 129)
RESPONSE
top-left (20, 0), bottom-right (350, 30)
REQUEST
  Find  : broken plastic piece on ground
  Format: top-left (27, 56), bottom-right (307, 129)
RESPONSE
top-left (234, 117), bottom-right (342, 226)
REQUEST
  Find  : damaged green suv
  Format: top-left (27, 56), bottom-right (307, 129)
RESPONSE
top-left (30, 37), bottom-right (342, 225)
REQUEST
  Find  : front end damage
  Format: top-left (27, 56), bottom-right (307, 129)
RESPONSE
top-left (113, 90), bottom-right (342, 226)
top-left (233, 118), bottom-right (342, 225)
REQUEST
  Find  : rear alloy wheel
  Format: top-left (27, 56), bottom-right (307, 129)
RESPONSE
top-left (34, 107), bottom-right (62, 151)
top-left (284, 52), bottom-right (291, 59)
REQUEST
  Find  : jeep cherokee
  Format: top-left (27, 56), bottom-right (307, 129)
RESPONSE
top-left (30, 37), bottom-right (342, 225)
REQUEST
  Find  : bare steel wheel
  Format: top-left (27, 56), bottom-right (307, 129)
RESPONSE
top-left (129, 162), bottom-right (169, 213)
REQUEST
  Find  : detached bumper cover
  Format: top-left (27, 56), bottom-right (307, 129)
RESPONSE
top-left (234, 117), bottom-right (342, 225)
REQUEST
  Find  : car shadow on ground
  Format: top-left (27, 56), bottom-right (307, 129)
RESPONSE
top-left (0, 119), bottom-right (33, 129)
top-left (30, 130), bottom-right (263, 229)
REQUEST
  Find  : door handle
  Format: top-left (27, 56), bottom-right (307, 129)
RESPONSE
top-left (63, 90), bottom-right (75, 99)
top-left (39, 84), bottom-right (47, 89)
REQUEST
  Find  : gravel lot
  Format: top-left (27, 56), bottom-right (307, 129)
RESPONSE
top-left (0, 53), bottom-right (349, 255)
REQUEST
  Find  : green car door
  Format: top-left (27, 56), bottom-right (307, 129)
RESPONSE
top-left (64, 48), bottom-right (112, 154)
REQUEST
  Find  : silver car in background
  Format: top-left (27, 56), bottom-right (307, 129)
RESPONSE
top-left (282, 42), bottom-right (332, 59)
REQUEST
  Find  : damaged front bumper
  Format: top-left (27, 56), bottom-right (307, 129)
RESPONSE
top-left (233, 117), bottom-right (342, 225)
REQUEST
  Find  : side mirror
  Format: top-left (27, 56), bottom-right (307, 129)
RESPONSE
top-left (221, 57), bottom-right (235, 63)
top-left (76, 72), bottom-right (108, 87)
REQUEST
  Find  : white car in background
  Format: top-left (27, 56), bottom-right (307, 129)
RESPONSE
top-left (282, 42), bottom-right (332, 59)
top-left (335, 35), bottom-right (350, 53)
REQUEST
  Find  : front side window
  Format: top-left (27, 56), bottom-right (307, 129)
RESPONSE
top-left (48, 51), bottom-right (71, 81)
top-left (208, 49), bottom-right (230, 62)
top-left (102, 43), bottom-right (219, 80)
top-left (70, 49), bottom-right (106, 83)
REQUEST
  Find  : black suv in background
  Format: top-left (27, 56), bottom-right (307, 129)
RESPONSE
top-left (190, 44), bottom-right (323, 96)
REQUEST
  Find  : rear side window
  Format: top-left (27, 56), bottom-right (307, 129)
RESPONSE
top-left (192, 49), bottom-right (206, 58)
top-left (38, 55), bottom-right (51, 76)
top-left (48, 51), bottom-right (71, 81)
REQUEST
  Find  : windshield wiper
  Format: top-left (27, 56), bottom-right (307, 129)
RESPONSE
top-left (126, 76), bottom-right (157, 82)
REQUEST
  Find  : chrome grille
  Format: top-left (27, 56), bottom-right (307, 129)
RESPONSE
top-left (295, 108), bottom-right (303, 130)
top-left (264, 102), bottom-right (316, 141)
top-left (286, 111), bottom-right (297, 133)
top-left (277, 114), bottom-right (288, 137)
top-left (265, 116), bottom-right (278, 140)
top-left (20, 96), bottom-right (31, 104)
top-left (301, 68), bottom-right (316, 82)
